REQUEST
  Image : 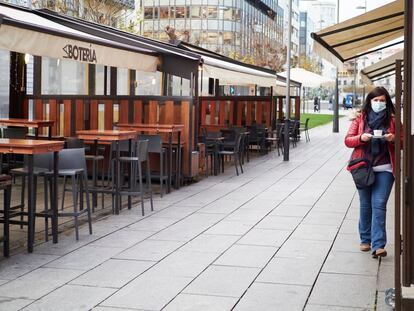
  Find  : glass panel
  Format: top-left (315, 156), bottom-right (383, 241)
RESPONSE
top-left (144, 7), bottom-right (153, 19)
top-left (95, 64), bottom-right (105, 95)
top-left (59, 102), bottom-right (64, 136)
top-left (26, 54), bottom-right (34, 95)
top-left (175, 6), bottom-right (185, 18)
top-left (113, 103), bottom-right (119, 124)
top-left (190, 7), bottom-right (200, 18)
top-left (41, 57), bottom-right (87, 95)
top-left (160, 7), bottom-right (168, 19)
top-left (0, 49), bottom-right (9, 118)
top-left (98, 103), bottom-right (105, 131)
top-left (208, 7), bottom-right (217, 18)
top-left (135, 71), bottom-right (162, 95)
top-left (117, 68), bottom-right (129, 95)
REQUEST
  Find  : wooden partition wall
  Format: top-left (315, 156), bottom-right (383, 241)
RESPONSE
top-left (199, 95), bottom-right (301, 133)
top-left (23, 95), bottom-right (195, 176)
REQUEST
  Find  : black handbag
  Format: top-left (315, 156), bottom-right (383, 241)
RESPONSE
top-left (347, 157), bottom-right (375, 189)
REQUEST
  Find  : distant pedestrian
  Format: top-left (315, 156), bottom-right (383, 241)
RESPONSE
top-left (329, 97), bottom-right (333, 110)
top-left (342, 97), bottom-right (346, 110)
top-left (313, 97), bottom-right (319, 112)
top-left (345, 86), bottom-right (402, 258)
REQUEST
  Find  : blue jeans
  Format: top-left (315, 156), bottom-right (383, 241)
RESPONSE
top-left (357, 171), bottom-right (394, 251)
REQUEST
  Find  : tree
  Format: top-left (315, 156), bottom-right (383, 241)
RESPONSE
top-left (299, 56), bottom-right (322, 74)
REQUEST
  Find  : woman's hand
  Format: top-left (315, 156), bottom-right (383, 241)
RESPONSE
top-left (384, 133), bottom-right (395, 142)
top-left (360, 133), bottom-right (373, 142)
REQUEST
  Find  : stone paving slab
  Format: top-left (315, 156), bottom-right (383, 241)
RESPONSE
top-left (0, 118), bottom-right (396, 310)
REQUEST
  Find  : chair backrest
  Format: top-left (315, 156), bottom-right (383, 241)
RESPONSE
top-left (3, 128), bottom-right (27, 139)
top-left (305, 118), bottom-right (310, 129)
top-left (58, 148), bottom-right (87, 172)
top-left (231, 133), bottom-right (242, 153)
top-left (139, 135), bottom-right (162, 153)
top-left (23, 153), bottom-right (53, 170)
top-left (65, 137), bottom-right (85, 149)
top-left (136, 139), bottom-right (149, 162)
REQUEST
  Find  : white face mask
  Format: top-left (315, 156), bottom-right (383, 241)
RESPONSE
top-left (371, 99), bottom-right (387, 113)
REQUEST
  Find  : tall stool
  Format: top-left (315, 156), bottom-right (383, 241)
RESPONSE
top-left (0, 175), bottom-right (13, 257)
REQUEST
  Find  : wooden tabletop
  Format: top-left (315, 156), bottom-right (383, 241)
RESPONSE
top-left (77, 130), bottom-right (137, 141)
top-left (117, 123), bottom-right (184, 133)
top-left (0, 139), bottom-right (64, 154)
top-left (0, 118), bottom-right (55, 128)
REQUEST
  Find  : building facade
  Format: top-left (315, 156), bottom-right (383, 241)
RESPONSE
top-left (140, 0), bottom-right (284, 66)
top-left (299, 11), bottom-right (314, 58)
top-left (278, 0), bottom-right (300, 57)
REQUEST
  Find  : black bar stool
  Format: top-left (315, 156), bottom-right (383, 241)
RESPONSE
top-left (0, 175), bottom-right (13, 257)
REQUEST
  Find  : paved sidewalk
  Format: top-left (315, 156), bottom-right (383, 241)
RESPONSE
top-left (0, 118), bottom-right (395, 311)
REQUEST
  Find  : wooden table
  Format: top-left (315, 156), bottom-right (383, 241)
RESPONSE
top-left (77, 130), bottom-right (137, 215)
top-left (0, 119), bottom-right (55, 139)
top-left (0, 139), bottom-right (64, 253)
top-left (117, 124), bottom-right (184, 193)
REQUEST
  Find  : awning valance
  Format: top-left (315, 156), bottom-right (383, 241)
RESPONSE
top-left (0, 4), bottom-right (159, 71)
top-left (278, 68), bottom-right (334, 88)
top-left (360, 50), bottom-right (404, 84)
top-left (311, 0), bottom-right (404, 65)
top-left (202, 56), bottom-right (278, 88)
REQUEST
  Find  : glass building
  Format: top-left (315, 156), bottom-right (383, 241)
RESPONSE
top-left (141, 0), bottom-right (284, 62)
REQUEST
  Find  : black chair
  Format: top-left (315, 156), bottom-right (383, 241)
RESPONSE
top-left (117, 140), bottom-right (154, 216)
top-left (65, 137), bottom-right (105, 211)
top-left (0, 175), bottom-right (14, 256)
top-left (218, 133), bottom-right (243, 176)
top-left (139, 135), bottom-right (168, 197)
top-left (10, 153), bottom-right (53, 239)
top-left (1, 128), bottom-right (27, 173)
top-left (248, 124), bottom-right (266, 154)
top-left (201, 128), bottom-right (221, 176)
top-left (299, 118), bottom-right (310, 142)
top-left (48, 148), bottom-right (92, 240)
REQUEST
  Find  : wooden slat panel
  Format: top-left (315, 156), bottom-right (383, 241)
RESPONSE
top-left (104, 100), bottom-right (113, 130)
top-left (134, 100), bottom-right (142, 123)
top-left (174, 104), bottom-right (181, 124)
top-left (119, 100), bottom-right (129, 124)
top-left (75, 99), bottom-right (84, 131)
top-left (49, 99), bottom-right (58, 136)
top-left (35, 99), bottom-right (43, 120)
top-left (219, 101), bottom-right (225, 125)
top-left (278, 97), bottom-right (284, 120)
top-left (181, 100), bottom-right (190, 176)
top-left (164, 101), bottom-right (174, 124)
top-left (201, 100), bottom-right (207, 125)
top-left (266, 101), bottom-right (271, 128)
top-left (23, 98), bottom-right (28, 119)
top-left (236, 101), bottom-right (243, 126)
top-left (63, 100), bottom-right (71, 137)
top-left (246, 101), bottom-right (252, 126)
top-left (229, 101), bottom-right (234, 126)
top-left (256, 101), bottom-right (262, 124)
top-left (295, 97), bottom-right (301, 120)
top-left (148, 100), bottom-right (158, 124)
top-left (90, 100), bottom-right (98, 130)
top-left (210, 101), bottom-right (216, 125)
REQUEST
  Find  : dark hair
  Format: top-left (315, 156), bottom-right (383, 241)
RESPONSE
top-left (362, 86), bottom-right (395, 126)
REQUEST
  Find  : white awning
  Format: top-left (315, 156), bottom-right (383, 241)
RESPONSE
top-left (360, 50), bottom-right (404, 84)
top-left (0, 4), bottom-right (159, 71)
top-left (201, 55), bottom-right (301, 91)
top-left (278, 68), bottom-right (334, 88)
top-left (311, 0), bottom-right (404, 65)
top-left (202, 55), bottom-right (278, 88)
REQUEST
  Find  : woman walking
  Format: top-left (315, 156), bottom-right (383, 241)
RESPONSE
top-left (345, 87), bottom-right (401, 258)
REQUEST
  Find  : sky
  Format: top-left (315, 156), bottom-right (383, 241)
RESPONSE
top-left (337, 0), bottom-right (395, 21)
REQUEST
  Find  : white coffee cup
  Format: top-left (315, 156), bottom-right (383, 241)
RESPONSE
top-left (373, 130), bottom-right (382, 137)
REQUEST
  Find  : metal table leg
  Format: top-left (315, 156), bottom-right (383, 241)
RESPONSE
top-left (168, 133), bottom-right (172, 193)
top-left (52, 151), bottom-right (59, 243)
top-left (27, 155), bottom-right (34, 252)
top-left (175, 131), bottom-right (181, 189)
top-left (115, 141), bottom-right (120, 215)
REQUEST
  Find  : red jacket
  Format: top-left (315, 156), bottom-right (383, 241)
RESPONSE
top-left (344, 112), bottom-right (403, 176)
